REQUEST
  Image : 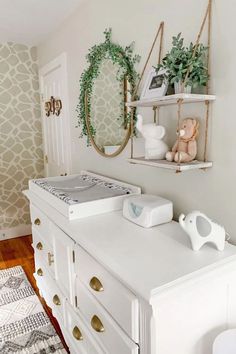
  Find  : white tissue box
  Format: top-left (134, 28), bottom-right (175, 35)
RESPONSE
top-left (123, 194), bottom-right (173, 228)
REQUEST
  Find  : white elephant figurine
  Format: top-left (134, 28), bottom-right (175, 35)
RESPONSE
top-left (179, 210), bottom-right (226, 251)
top-left (136, 114), bottom-right (169, 160)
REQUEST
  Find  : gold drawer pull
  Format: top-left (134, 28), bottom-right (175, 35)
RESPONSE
top-left (91, 315), bottom-right (105, 333)
top-left (89, 277), bottom-right (104, 292)
top-left (72, 326), bottom-right (83, 341)
top-left (36, 242), bottom-right (43, 250)
top-left (34, 218), bottom-right (41, 226)
top-left (53, 294), bottom-right (61, 306)
top-left (37, 268), bottom-right (43, 276)
top-left (48, 252), bottom-right (54, 266)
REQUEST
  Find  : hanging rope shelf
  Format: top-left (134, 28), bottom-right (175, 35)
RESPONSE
top-left (127, 0), bottom-right (215, 173)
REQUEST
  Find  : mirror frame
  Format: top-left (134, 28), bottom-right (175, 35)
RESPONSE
top-left (77, 29), bottom-right (140, 158)
top-left (84, 91), bottom-right (131, 158)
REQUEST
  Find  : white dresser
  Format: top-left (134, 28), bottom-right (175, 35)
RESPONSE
top-left (25, 184), bottom-right (236, 354)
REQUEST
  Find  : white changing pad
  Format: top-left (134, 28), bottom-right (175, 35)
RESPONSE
top-left (32, 174), bottom-right (132, 205)
top-left (28, 171), bottom-right (141, 220)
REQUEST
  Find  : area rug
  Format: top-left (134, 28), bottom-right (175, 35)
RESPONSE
top-left (0, 265), bottom-right (67, 354)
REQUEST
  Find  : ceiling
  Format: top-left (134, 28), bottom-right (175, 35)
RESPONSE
top-left (0, 0), bottom-right (83, 46)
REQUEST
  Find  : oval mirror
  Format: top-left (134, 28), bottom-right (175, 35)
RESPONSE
top-left (78, 29), bottom-right (139, 157)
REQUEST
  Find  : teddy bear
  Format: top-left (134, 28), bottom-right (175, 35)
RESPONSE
top-left (136, 114), bottom-right (169, 160)
top-left (166, 118), bottom-right (199, 163)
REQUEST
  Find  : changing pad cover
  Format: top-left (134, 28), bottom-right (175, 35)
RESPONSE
top-left (32, 174), bottom-right (132, 205)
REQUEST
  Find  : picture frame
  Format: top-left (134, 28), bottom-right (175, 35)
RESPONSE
top-left (140, 68), bottom-right (168, 100)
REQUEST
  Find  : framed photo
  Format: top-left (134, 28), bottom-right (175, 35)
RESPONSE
top-left (140, 68), bottom-right (168, 100)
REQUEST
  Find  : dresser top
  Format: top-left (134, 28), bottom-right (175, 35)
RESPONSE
top-left (26, 190), bottom-right (236, 302)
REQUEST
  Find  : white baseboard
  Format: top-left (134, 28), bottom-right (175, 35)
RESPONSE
top-left (0, 224), bottom-right (32, 241)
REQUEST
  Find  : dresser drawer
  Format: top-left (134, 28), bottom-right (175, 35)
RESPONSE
top-left (76, 281), bottom-right (139, 354)
top-left (30, 204), bottom-right (53, 244)
top-left (32, 227), bottom-right (55, 277)
top-left (34, 263), bottom-right (65, 329)
top-left (75, 245), bottom-right (139, 342)
top-left (46, 281), bottom-right (66, 328)
top-left (65, 302), bottom-right (103, 354)
top-left (34, 255), bottom-right (54, 303)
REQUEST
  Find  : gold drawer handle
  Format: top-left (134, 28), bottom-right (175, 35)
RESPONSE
top-left (53, 294), bottom-right (61, 306)
top-left (36, 242), bottom-right (43, 250)
top-left (72, 326), bottom-right (83, 341)
top-left (89, 277), bottom-right (104, 292)
top-left (34, 218), bottom-right (41, 226)
top-left (91, 315), bottom-right (105, 333)
top-left (48, 252), bottom-right (54, 266)
top-left (37, 268), bottom-right (43, 276)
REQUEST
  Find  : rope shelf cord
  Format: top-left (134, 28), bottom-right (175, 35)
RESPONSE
top-left (153, 106), bottom-right (160, 125)
top-left (130, 21), bottom-right (164, 158)
top-left (180, 0), bottom-right (212, 166)
top-left (130, 0), bottom-right (213, 172)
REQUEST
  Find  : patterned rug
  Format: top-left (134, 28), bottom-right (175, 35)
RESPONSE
top-left (0, 265), bottom-right (67, 354)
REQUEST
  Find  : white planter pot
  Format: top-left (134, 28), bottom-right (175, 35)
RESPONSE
top-left (174, 81), bottom-right (192, 94)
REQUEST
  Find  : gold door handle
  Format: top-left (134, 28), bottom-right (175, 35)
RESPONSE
top-left (53, 294), bottom-right (61, 306)
top-left (34, 218), bottom-right (41, 226)
top-left (36, 242), bottom-right (43, 250)
top-left (72, 326), bottom-right (83, 341)
top-left (91, 315), bottom-right (105, 333)
top-left (89, 277), bottom-right (104, 292)
top-left (48, 252), bottom-right (54, 266)
top-left (37, 268), bottom-right (43, 276)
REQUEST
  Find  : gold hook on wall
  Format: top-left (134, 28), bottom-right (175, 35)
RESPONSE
top-left (54, 98), bottom-right (62, 116)
top-left (44, 96), bottom-right (62, 117)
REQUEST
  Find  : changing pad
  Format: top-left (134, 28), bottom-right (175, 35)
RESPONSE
top-left (28, 171), bottom-right (141, 220)
top-left (33, 174), bottom-right (132, 205)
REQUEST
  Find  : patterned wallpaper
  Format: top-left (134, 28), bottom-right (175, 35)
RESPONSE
top-left (90, 59), bottom-right (127, 148)
top-left (0, 42), bottom-right (44, 230)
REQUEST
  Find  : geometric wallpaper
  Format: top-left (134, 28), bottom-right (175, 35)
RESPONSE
top-left (0, 42), bottom-right (44, 230)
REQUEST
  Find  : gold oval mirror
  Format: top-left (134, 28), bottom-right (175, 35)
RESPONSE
top-left (85, 59), bottom-right (131, 157)
top-left (78, 29), bottom-right (139, 157)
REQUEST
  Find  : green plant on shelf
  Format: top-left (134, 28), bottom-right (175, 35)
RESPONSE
top-left (156, 33), bottom-right (209, 91)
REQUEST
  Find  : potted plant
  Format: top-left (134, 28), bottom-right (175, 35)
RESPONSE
top-left (156, 33), bottom-right (209, 94)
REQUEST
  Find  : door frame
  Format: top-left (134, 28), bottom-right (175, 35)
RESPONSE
top-left (39, 52), bottom-right (72, 176)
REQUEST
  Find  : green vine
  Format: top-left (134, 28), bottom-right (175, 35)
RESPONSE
top-left (76, 29), bottom-right (140, 144)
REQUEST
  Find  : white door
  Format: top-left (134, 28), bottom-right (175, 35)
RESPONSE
top-left (39, 53), bottom-right (72, 177)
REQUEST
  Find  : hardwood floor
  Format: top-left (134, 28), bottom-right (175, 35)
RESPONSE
top-left (0, 235), bottom-right (69, 353)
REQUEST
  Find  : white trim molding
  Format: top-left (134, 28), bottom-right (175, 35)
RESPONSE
top-left (0, 224), bottom-right (32, 241)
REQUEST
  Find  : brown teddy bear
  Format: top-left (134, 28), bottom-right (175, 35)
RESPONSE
top-left (166, 118), bottom-right (199, 163)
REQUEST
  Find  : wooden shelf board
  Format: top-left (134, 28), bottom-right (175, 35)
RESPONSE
top-left (126, 93), bottom-right (216, 108)
top-left (127, 157), bottom-right (213, 171)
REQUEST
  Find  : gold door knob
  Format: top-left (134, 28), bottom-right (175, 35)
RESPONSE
top-left (34, 218), bottom-right (41, 226)
top-left (48, 252), bottom-right (54, 266)
top-left (37, 268), bottom-right (43, 276)
top-left (36, 242), bottom-right (43, 250)
top-left (53, 294), bottom-right (61, 306)
top-left (91, 315), bottom-right (105, 333)
top-left (89, 277), bottom-right (104, 292)
top-left (72, 326), bottom-right (83, 341)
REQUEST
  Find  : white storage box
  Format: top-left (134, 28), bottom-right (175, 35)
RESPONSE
top-left (123, 194), bottom-right (173, 228)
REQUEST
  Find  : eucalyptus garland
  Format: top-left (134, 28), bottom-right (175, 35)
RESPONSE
top-left (76, 29), bottom-right (140, 143)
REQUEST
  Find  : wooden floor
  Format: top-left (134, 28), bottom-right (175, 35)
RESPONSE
top-left (0, 235), bottom-right (69, 353)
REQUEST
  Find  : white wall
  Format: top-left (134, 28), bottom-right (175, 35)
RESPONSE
top-left (37, 0), bottom-right (236, 242)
